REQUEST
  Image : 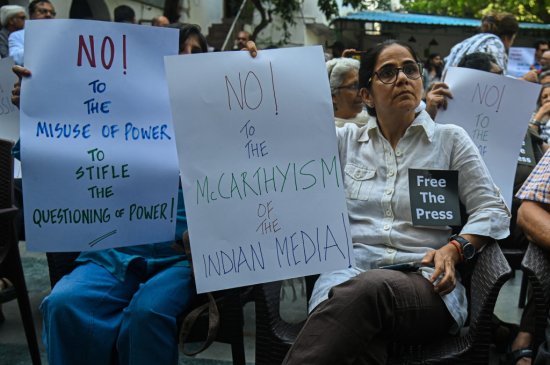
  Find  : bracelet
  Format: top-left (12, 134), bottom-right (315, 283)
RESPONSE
top-left (448, 240), bottom-right (464, 262)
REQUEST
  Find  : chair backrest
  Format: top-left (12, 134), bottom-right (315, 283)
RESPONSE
top-left (522, 242), bottom-right (550, 351)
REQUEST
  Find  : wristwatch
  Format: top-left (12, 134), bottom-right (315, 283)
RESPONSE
top-left (449, 234), bottom-right (476, 261)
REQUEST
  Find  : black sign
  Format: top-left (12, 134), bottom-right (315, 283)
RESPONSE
top-left (408, 169), bottom-right (461, 226)
top-left (517, 133), bottom-right (536, 167)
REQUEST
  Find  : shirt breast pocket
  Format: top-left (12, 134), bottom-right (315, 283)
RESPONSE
top-left (344, 164), bottom-right (376, 200)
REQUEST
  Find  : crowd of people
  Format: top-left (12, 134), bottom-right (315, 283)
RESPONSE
top-left (2, 1), bottom-right (550, 365)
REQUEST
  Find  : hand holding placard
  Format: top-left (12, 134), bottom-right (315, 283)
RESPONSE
top-left (165, 46), bottom-right (353, 292)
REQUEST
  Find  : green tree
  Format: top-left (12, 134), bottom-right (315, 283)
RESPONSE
top-left (401, 0), bottom-right (550, 23)
top-left (249, 0), bottom-right (388, 44)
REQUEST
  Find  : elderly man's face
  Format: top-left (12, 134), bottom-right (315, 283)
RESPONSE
top-left (9, 11), bottom-right (26, 31)
top-left (32, 2), bottom-right (56, 20)
top-left (236, 31), bottom-right (249, 49)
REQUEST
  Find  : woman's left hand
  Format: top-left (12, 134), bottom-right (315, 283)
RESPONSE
top-left (242, 40), bottom-right (258, 58)
top-left (425, 82), bottom-right (452, 120)
top-left (421, 243), bottom-right (461, 295)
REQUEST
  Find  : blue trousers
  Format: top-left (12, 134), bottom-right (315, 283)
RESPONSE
top-left (40, 262), bottom-right (195, 365)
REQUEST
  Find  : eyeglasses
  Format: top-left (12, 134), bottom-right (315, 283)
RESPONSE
top-left (369, 62), bottom-right (423, 85)
top-left (35, 8), bottom-right (56, 17)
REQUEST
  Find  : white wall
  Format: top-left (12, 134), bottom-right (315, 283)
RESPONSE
top-left (183, 0), bottom-right (223, 35)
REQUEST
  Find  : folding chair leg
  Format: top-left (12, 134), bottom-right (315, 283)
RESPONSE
top-left (10, 246), bottom-right (42, 365)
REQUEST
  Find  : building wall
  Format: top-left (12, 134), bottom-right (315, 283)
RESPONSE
top-left (337, 20), bottom-right (547, 62)
top-left (182, 0), bottom-right (223, 35)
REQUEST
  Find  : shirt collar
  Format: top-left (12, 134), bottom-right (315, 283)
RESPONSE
top-left (358, 109), bottom-right (435, 143)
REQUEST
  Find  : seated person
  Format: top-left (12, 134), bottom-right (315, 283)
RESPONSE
top-left (282, 40), bottom-right (510, 365)
top-left (516, 150), bottom-right (550, 365)
top-left (428, 52), bottom-right (547, 365)
top-left (326, 57), bottom-right (369, 127)
top-left (11, 25), bottom-right (257, 365)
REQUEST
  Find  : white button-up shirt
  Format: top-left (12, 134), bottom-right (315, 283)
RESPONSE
top-left (310, 110), bottom-right (510, 332)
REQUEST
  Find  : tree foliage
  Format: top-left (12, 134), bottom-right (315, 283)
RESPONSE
top-left (401, 0), bottom-right (550, 23)
top-left (248, 0), bottom-right (548, 45)
top-left (250, 0), bottom-right (383, 44)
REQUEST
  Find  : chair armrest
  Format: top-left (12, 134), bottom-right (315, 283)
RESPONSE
top-left (468, 241), bottom-right (512, 337)
top-left (254, 280), bottom-right (305, 365)
top-left (522, 242), bottom-right (550, 349)
top-left (522, 242), bottom-right (550, 305)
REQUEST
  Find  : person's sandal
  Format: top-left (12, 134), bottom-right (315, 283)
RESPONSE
top-left (504, 348), bottom-right (533, 365)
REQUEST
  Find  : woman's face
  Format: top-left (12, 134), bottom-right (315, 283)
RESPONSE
top-left (180, 34), bottom-right (203, 55)
top-left (332, 68), bottom-right (363, 119)
top-left (541, 88), bottom-right (550, 106)
top-left (362, 44), bottom-right (422, 117)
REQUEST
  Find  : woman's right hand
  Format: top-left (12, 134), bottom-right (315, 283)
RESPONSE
top-left (11, 65), bottom-right (32, 108)
top-left (425, 82), bottom-right (452, 120)
top-left (421, 243), bottom-right (461, 295)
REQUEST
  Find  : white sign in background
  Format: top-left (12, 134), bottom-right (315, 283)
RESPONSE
top-left (437, 67), bottom-right (541, 207)
top-left (0, 57), bottom-right (22, 177)
top-left (507, 47), bottom-right (535, 78)
top-left (21, 20), bottom-right (180, 251)
top-left (165, 47), bottom-right (354, 293)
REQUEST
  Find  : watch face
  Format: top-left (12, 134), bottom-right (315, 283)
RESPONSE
top-left (463, 243), bottom-right (476, 259)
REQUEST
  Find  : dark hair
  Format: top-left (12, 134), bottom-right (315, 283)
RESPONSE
top-left (424, 53), bottom-right (443, 79)
top-left (480, 12), bottom-right (518, 38)
top-left (114, 5), bottom-right (135, 23)
top-left (359, 40), bottom-right (419, 116)
top-left (534, 39), bottom-right (549, 50)
top-left (169, 23), bottom-right (208, 54)
top-left (29, 0), bottom-right (52, 14)
top-left (457, 52), bottom-right (498, 72)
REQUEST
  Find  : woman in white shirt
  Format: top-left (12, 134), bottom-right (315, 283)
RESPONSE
top-left (283, 40), bottom-right (510, 365)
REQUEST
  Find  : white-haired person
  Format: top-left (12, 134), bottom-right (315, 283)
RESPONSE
top-left (0, 5), bottom-right (25, 58)
top-left (326, 57), bottom-right (370, 127)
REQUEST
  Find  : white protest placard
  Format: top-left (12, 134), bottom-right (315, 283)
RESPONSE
top-left (0, 57), bottom-right (22, 178)
top-left (21, 20), bottom-right (180, 252)
top-left (507, 47), bottom-right (535, 78)
top-left (436, 67), bottom-right (541, 207)
top-left (165, 46), bottom-right (353, 293)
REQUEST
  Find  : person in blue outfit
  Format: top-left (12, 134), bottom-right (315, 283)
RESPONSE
top-left (11, 24), bottom-right (257, 365)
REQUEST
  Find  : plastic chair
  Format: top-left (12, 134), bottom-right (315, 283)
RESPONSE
top-left (521, 242), bottom-right (550, 357)
top-left (0, 138), bottom-right (42, 365)
top-left (500, 247), bottom-right (529, 308)
top-left (45, 251), bottom-right (248, 364)
top-left (254, 241), bottom-right (512, 365)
